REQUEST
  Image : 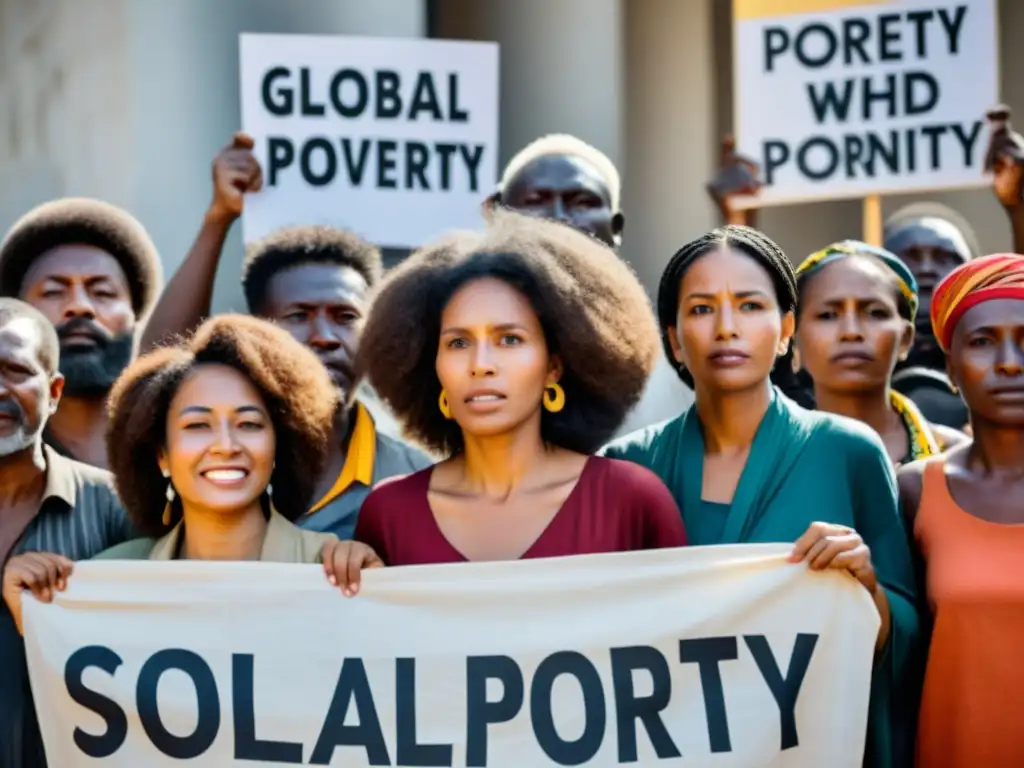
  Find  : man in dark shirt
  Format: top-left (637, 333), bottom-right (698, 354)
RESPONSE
top-left (0, 298), bottom-right (131, 768)
top-left (884, 203), bottom-right (977, 429)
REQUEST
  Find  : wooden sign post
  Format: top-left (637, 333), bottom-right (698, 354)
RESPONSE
top-left (862, 194), bottom-right (882, 247)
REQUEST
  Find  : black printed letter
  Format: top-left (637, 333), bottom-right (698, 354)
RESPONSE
top-left (745, 634), bottom-right (818, 750)
top-left (65, 645), bottom-right (127, 758)
top-left (261, 67), bottom-right (293, 116)
top-left (679, 637), bottom-right (737, 753)
top-left (396, 658), bottom-right (453, 766)
top-left (610, 646), bottom-right (681, 762)
top-left (531, 652), bottom-right (606, 765)
top-left (233, 654), bottom-right (302, 763)
top-left (310, 659), bottom-right (390, 765)
top-left (137, 649), bottom-right (219, 759)
top-left (466, 656), bottom-right (525, 767)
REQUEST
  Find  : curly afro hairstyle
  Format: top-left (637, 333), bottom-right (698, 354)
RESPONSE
top-left (658, 225), bottom-right (798, 390)
top-left (241, 225), bottom-right (383, 315)
top-left (356, 210), bottom-right (660, 456)
top-left (106, 314), bottom-right (338, 537)
top-left (0, 197), bottom-right (163, 316)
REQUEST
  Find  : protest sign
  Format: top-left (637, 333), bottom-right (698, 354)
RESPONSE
top-left (239, 34), bottom-right (499, 248)
top-left (732, 0), bottom-right (999, 206)
top-left (24, 545), bottom-right (878, 767)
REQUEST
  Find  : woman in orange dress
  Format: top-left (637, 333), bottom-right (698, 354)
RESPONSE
top-left (897, 253), bottom-right (1024, 766)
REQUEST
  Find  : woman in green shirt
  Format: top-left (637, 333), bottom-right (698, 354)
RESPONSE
top-left (603, 225), bottom-right (920, 767)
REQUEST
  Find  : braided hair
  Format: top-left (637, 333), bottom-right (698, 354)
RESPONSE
top-left (657, 225), bottom-right (808, 402)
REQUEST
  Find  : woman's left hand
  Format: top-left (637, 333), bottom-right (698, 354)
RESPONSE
top-left (790, 522), bottom-right (891, 651)
top-left (321, 539), bottom-right (384, 597)
top-left (788, 521), bottom-right (877, 594)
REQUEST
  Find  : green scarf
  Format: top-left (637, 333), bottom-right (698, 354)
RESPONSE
top-left (677, 388), bottom-right (817, 544)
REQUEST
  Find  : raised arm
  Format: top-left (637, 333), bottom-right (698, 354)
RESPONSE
top-left (706, 135), bottom-right (762, 228)
top-left (985, 106), bottom-right (1024, 254)
top-left (138, 133), bottom-right (262, 351)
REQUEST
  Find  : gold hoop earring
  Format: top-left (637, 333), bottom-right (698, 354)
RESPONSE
top-left (543, 382), bottom-right (565, 413)
top-left (438, 389), bottom-right (452, 419)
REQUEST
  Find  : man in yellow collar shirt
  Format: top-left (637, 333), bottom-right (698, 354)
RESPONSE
top-left (139, 135), bottom-right (430, 539)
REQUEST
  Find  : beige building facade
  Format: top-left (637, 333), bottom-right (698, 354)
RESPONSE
top-left (0, 0), bottom-right (1020, 315)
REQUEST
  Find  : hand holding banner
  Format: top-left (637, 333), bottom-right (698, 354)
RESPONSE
top-left (24, 545), bottom-right (878, 767)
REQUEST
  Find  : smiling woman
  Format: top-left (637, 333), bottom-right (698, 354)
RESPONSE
top-left (98, 314), bottom-right (340, 550)
top-left (350, 210), bottom-right (686, 566)
top-left (1, 316), bottom-right (388, 633)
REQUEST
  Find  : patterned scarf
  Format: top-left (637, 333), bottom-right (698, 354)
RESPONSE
top-left (890, 390), bottom-right (941, 463)
top-left (931, 253), bottom-right (1024, 352)
top-left (796, 240), bottom-right (919, 319)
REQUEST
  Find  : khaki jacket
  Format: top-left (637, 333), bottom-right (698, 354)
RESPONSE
top-left (94, 508), bottom-right (336, 563)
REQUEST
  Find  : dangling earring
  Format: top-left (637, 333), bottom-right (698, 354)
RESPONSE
top-left (543, 382), bottom-right (566, 413)
top-left (438, 389), bottom-right (452, 419)
top-left (162, 474), bottom-right (175, 527)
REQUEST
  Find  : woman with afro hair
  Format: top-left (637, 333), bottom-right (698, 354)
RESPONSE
top-left (350, 211), bottom-right (686, 566)
top-left (3, 315), bottom-right (382, 633)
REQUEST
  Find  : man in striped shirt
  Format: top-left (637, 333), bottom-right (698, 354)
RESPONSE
top-left (0, 298), bottom-right (132, 768)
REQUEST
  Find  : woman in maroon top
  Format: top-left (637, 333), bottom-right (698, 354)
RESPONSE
top-left (351, 211), bottom-right (687, 565)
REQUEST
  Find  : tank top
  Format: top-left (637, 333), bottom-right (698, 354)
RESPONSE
top-left (913, 458), bottom-right (1024, 767)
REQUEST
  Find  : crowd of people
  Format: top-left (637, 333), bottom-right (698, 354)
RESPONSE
top-left (0, 113), bottom-right (1022, 767)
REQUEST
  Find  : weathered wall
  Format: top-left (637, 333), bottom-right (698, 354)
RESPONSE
top-left (0, 0), bottom-right (426, 313)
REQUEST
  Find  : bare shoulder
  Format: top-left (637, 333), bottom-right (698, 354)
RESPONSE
top-left (933, 423), bottom-right (970, 452)
top-left (895, 458), bottom-right (928, 522)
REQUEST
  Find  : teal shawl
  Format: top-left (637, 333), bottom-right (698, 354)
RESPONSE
top-left (603, 388), bottom-right (922, 767)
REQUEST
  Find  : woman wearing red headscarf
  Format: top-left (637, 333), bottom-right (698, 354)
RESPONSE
top-left (897, 254), bottom-right (1024, 766)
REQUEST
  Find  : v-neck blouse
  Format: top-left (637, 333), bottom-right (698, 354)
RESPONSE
top-left (353, 457), bottom-right (687, 566)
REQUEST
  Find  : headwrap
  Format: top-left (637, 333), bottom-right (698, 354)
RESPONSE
top-left (930, 253), bottom-right (1024, 352)
top-left (889, 390), bottom-right (942, 464)
top-left (795, 240), bottom-right (919, 319)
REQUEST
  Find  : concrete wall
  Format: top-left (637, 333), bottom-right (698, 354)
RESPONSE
top-left (0, 0), bottom-right (1019, 432)
top-left (4, 0), bottom-right (1017, 291)
top-left (435, 0), bottom-right (623, 182)
top-left (0, 0), bottom-right (426, 313)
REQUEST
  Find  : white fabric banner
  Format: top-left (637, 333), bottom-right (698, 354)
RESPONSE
top-left (23, 544), bottom-right (878, 767)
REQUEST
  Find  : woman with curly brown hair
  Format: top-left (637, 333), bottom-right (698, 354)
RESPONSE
top-left (3, 315), bottom-right (381, 631)
top-left (349, 211), bottom-right (686, 566)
